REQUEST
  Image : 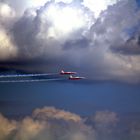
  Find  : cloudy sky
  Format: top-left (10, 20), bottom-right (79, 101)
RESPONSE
top-left (1, 105), bottom-right (140, 140)
top-left (0, 0), bottom-right (140, 83)
top-left (1, 0), bottom-right (140, 140)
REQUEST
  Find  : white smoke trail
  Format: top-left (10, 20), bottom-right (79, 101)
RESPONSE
top-left (0, 78), bottom-right (65, 83)
top-left (0, 73), bottom-right (59, 78)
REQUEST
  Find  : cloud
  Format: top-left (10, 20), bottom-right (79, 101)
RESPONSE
top-left (0, 0), bottom-right (140, 82)
top-left (11, 0), bottom-right (94, 60)
top-left (32, 106), bottom-right (82, 122)
top-left (0, 0), bottom-right (49, 15)
top-left (87, 111), bottom-right (119, 140)
top-left (0, 27), bottom-right (17, 60)
top-left (14, 117), bottom-right (45, 140)
top-left (1, 106), bottom-right (140, 140)
top-left (111, 34), bottom-right (140, 55)
top-left (0, 114), bottom-right (17, 140)
top-left (93, 111), bottom-right (119, 125)
top-left (0, 106), bottom-right (95, 140)
top-left (82, 0), bottom-right (120, 18)
top-left (0, 2), bottom-right (15, 19)
top-left (0, 2), bottom-right (17, 61)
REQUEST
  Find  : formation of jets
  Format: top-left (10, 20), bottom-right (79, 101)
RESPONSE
top-left (0, 70), bottom-right (85, 83)
top-left (60, 70), bottom-right (85, 80)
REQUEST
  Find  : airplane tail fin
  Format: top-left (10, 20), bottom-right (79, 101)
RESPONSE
top-left (61, 70), bottom-right (64, 73)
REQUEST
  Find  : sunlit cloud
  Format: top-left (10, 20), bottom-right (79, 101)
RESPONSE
top-left (82, 0), bottom-right (120, 18)
top-left (44, 5), bottom-right (88, 38)
top-left (0, 107), bottom-right (96, 140)
top-left (0, 28), bottom-right (17, 60)
top-left (0, 2), bottom-right (15, 18)
top-left (27, 0), bottom-right (50, 8)
top-left (0, 106), bottom-right (140, 140)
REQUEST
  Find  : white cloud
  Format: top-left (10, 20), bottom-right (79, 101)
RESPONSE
top-left (0, 28), bottom-right (17, 60)
top-left (0, 2), bottom-right (15, 18)
top-left (82, 0), bottom-right (120, 18)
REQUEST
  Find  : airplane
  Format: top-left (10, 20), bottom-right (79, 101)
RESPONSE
top-left (69, 75), bottom-right (85, 80)
top-left (60, 70), bottom-right (77, 75)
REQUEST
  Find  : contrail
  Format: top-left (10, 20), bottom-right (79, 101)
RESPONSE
top-left (0, 78), bottom-right (65, 83)
top-left (0, 73), bottom-right (59, 78)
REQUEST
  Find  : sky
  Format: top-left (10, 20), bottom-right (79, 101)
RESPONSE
top-left (0, 0), bottom-right (140, 140)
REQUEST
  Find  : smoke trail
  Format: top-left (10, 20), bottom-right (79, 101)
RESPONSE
top-left (0, 78), bottom-right (65, 83)
top-left (0, 73), bottom-right (59, 78)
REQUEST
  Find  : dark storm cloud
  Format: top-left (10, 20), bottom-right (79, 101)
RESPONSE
top-left (12, 9), bottom-right (41, 59)
top-left (111, 35), bottom-right (140, 55)
top-left (11, 0), bottom-right (93, 59)
top-left (63, 37), bottom-right (90, 50)
top-left (0, 0), bottom-right (140, 82)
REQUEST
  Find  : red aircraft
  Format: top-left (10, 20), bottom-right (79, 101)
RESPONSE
top-left (69, 75), bottom-right (85, 80)
top-left (60, 70), bottom-right (76, 75)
